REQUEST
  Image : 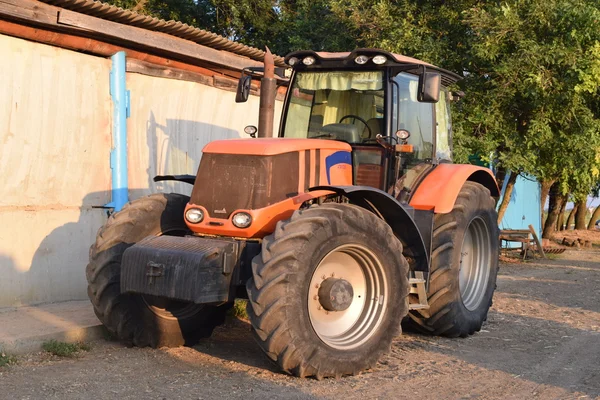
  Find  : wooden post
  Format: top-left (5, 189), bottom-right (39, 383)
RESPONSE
top-left (528, 224), bottom-right (546, 259)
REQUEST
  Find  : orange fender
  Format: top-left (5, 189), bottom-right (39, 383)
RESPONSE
top-left (409, 164), bottom-right (499, 214)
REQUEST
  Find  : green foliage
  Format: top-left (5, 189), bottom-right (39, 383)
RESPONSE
top-left (0, 351), bottom-right (17, 367)
top-left (42, 340), bottom-right (91, 357)
top-left (105, 0), bottom-right (600, 198)
top-left (229, 299), bottom-right (248, 319)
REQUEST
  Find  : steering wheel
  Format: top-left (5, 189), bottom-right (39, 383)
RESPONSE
top-left (339, 115), bottom-right (372, 138)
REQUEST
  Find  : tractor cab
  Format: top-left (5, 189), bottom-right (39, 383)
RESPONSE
top-left (278, 49), bottom-right (461, 203)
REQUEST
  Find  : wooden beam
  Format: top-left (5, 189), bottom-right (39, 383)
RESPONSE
top-left (0, 19), bottom-right (236, 80)
top-left (57, 9), bottom-right (260, 72)
top-left (0, 0), bottom-right (59, 26)
top-left (0, 0), bottom-right (261, 72)
top-left (126, 58), bottom-right (214, 86)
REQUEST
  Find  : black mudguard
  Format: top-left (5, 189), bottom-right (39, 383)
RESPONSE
top-left (310, 185), bottom-right (431, 275)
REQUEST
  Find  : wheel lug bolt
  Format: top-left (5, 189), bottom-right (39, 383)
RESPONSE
top-left (314, 295), bottom-right (319, 300)
top-left (331, 272), bottom-right (335, 277)
top-left (318, 306), bottom-right (322, 310)
top-left (325, 311), bottom-right (329, 315)
top-left (322, 275), bottom-right (326, 279)
top-left (315, 283), bottom-right (320, 288)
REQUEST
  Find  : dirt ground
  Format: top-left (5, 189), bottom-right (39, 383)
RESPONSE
top-left (1, 249), bottom-right (599, 400)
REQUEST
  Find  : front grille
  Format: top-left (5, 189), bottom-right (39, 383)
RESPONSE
top-left (190, 152), bottom-right (300, 217)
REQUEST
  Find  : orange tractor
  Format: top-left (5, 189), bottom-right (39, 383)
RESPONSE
top-left (87, 49), bottom-right (499, 379)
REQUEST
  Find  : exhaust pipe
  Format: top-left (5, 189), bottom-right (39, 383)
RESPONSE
top-left (257, 47), bottom-right (276, 138)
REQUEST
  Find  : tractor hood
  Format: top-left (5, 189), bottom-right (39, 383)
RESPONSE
top-left (202, 138), bottom-right (351, 156)
top-left (188, 138), bottom-right (353, 223)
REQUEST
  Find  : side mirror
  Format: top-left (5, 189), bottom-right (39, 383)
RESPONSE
top-left (235, 75), bottom-right (252, 103)
top-left (417, 71), bottom-right (441, 103)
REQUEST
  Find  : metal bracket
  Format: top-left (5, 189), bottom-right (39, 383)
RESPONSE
top-left (408, 271), bottom-right (430, 317)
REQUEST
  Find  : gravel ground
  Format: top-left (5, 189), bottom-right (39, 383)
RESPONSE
top-left (1, 249), bottom-right (599, 400)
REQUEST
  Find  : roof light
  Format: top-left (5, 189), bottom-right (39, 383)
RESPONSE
top-left (354, 55), bottom-right (369, 65)
top-left (288, 57), bottom-right (299, 66)
top-left (302, 56), bottom-right (316, 66)
top-left (372, 55), bottom-right (387, 65)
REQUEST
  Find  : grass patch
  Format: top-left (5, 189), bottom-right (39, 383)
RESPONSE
top-left (230, 299), bottom-right (248, 320)
top-left (42, 340), bottom-right (91, 357)
top-left (0, 352), bottom-right (17, 367)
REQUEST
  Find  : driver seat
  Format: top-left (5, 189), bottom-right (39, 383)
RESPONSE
top-left (362, 118), bottom-right (384, 139)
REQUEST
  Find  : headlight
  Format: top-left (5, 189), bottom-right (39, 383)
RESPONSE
top-left (372, 55), bottom-right (387, 65)
top-left (354, 55), bottom-right (369, 65)
top-left (302, 56), bottom-right (316, 66)
top-left (185, 208), bottom-right (204, 224)
top-left (288, 57), bottom-right (299, 66)
top-left (232, 212), bottom-right (252, 228)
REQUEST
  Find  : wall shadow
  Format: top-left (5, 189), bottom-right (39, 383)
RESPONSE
top-left (145, 113), bottom-right (240, 195)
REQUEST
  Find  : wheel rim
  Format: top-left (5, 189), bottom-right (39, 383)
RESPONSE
top-left (459, 216), bottom-right (492, 311)
top-left (308, 244), bottom-right (388, 350)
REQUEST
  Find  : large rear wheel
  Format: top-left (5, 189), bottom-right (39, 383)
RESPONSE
top-left (246, 203), bottom-right (409, 378)
top-left (406, 182), bottom-right (499, 337)
top-left (86, 193), bottom-right (230, 348)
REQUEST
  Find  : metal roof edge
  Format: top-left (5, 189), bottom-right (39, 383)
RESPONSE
top-left (37, 0), bottom-right (285, 66)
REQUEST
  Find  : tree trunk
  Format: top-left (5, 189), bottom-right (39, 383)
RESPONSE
top-left (565, 205), bottom-right (577, 230)
top-left (587, 205), bottom-right (600, 230)
top-left (540, 179), bottom-right (555, 226)
top-left (557, 195), bottom-right (568, 230)
top-left (497, 172), bottom-right (518, 225)
top-left (543, 182), bottom-right (561, 238)
top-left (575, 199), bottom-right (588, 230)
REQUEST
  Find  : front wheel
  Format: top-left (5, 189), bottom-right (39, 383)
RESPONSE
top-left (86, 193), bottom-right (230, 348)
top-left (246, 203), bottom-right (409, 379)
top-left (406, 182), bottom-right (499, 337)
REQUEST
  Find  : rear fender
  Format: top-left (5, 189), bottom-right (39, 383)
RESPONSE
top-left (310, 185), bottom-right (429, 274)
top-left (409, 164), bottom-right (499, 214)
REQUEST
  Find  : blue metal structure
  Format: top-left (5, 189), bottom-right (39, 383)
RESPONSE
top-left (105, 51), bottom-right (130, 211)
top-left (498, 172), bottom-right (542, 247)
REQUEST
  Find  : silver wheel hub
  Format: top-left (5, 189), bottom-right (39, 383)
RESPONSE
top-left (318, 278), bottom-right (354, 312)
top-left (308, 244), bottom-right (388, 350)
top-left (459, 216), bottom-right (492, 311)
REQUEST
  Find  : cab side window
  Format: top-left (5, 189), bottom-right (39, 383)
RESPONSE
top-left (391, 73), bottom-right (434, 160)
top-left (436, 90), bottom-right (452, 161)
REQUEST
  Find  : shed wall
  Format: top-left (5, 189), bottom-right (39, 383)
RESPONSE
top-left (499, 173), bottom-right (542, 247)
top-left (125, 73), bottom-right (283, 198)
top-left (0, 34), bottom-right (280, 307)
top-left (0, 34), bottom-right (112, 307)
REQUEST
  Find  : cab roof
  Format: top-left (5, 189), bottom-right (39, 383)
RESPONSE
top-left (285, 49), bottom-right (461, 86)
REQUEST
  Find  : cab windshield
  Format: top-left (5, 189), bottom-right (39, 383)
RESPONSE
top-left (282, 71), bottom-right (385, 143)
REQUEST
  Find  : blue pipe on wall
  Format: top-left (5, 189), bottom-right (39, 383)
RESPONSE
top-left (105, 51), bottom-right (130, 212)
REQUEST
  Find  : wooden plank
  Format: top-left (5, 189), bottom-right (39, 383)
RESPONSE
top-left (126, 58), bottom-right (214, 86)
top-left (57, 9), bottom-right (261, 72)
top-left (0, 0), bottom-right (59, 26)
top-left (528, 224), bottom-right (546, 259)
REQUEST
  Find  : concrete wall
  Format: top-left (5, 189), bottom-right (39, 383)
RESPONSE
top-left (0, 33), bottom-right (281, 307)
top-left (126, 73), bottom-right (283, 198)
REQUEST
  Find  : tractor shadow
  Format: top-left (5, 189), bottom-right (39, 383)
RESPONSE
top-left (193, 317), bottom-right (281, 374)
